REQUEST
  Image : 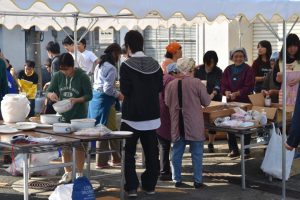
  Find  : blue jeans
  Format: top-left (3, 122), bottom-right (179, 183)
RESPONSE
top-left (172, 138), bottom-right (204, 183)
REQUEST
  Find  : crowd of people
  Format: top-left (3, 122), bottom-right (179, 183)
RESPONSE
top-left (0, 30), bottom-right (300, 198)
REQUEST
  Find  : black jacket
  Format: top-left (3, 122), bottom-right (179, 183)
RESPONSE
top-left (120, 56), bottom-right (163, 121)
top-left (194, 65), bottom-right (223, 101)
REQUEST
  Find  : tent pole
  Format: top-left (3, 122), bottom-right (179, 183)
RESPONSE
top-left (282, 19), bottom-right (287, 200)
top-left (73, 13), bottom-right (79, 68)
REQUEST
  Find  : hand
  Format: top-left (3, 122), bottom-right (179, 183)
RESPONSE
top-left (288, 78), bottom-right (300, 87)
top-left (210, 93), bottom-right (215, 100)
top-left (276, 72), bottom-right (282, 83)
top-left (230, 91), bottom-right (240, 100)
top-left (261, 90), bottom-right (269, 96)
top-left (225, 91), bottom-right (231, 99)
top-left (48, 92), bottom-right (59, 102)
top-left (68, 98), bottom-right (77, 106)
top-left (286, 64), bottom-right (294, 70)
top-left (118, 92), bottom-right (124, 101)
top-left (285, 142), bottom-right (294, 151)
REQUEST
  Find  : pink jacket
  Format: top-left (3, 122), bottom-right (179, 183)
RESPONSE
top-left (165, 76), bottom-right (211, 142)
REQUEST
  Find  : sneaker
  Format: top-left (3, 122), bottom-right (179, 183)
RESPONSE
top-left (109, 161), bottom-right (121, 167)
top-left (127, 190), bottom-right (138, 198)
top-left (175, 182), bottom-right (183, 188)
top-left (227, 151), bottom-right (240, 158)
top-left (58, 172), bottom-right (72, 184)
top-left (194, 182), bottom-right (204, 189)
top-left (95, 164), bottom-right (110, 169)
top-left (243, 153), bottom-right (251, 159)
top-left (142, 188), bottom-right (155, 195)
top-left (208, 143), bottom-right (215, 153)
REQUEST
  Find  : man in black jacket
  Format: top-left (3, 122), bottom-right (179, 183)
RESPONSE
top-left (120, 30), bottom-right (163, 198)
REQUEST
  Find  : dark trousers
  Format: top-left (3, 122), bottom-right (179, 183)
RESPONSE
top-left (157, 135), bottom-right (171, 175)
top-left (227, 132), bottom-right (251, 154)
top-left (28, 99), bottom-right (35, 117)
top-left (121, 122), bottom-right (159, 191)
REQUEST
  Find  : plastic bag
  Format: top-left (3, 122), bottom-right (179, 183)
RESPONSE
top-left (261, 123), bottom-right (295, 180)
top-left (72, 176), bottom-right (95, 200)
top-left (49, 184), bottom-right (73, 200)
top-left (6, 152), bottom-right (59, 176)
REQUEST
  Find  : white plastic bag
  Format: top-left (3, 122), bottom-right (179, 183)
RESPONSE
top-left (6, 152), bottom-right (59, 176)
top-left (261, 123), bottom-right (295, 180)
top-left (49, 184), bottom-right (73, 200)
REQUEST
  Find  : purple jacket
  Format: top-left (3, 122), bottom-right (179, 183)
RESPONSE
top-left (221, 63), bottom-right (255, 103)
top-left (156, 74), bottom-right (175, 140)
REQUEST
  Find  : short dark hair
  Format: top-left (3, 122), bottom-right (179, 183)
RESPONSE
top-left (257, 40), bottom-right (272, 60)
top-left (124, 30), bottom-right (143, 53)
top-left (79, 38), bottom-right (86, 48)
top-left (25, 60), bottom-right (35, 68)
top-left (62, 35), bottom-right (74, 45)
top-left (279, 33), bottom-right (300, 60)
top-left (59, 53), bottom-right (74, 69)
top-left (45, 58), bottom-right (52, 67)
top-left (203, 50), bottom-right (218, 66)
top-left (46, 41), bottom-right (60, 54)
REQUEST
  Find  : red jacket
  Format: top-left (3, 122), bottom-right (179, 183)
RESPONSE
top-left (221, 63), bottom-right (255, 103)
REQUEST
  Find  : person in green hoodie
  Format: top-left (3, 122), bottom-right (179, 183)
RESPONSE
top-left (47, 53), bottom-right (92, 184)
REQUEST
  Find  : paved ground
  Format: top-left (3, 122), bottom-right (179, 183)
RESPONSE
top-left (0, 138), bottom-right (299, 200)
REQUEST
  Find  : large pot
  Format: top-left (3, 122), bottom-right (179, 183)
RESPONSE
top-left (40, 114), bottom-right (61, 124)
top-left (1, 94), bottom-right (30, 123)
top-left (71, 118), bottom-right (96, 131)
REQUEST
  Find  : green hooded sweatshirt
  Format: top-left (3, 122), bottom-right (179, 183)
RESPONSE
top-left (47, 68), bottom-right (92, 122)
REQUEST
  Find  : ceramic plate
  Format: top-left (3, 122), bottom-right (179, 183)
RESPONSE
top-left (14, 122), bottom-right (37, 130)
top-left (110, 131), bottom-right (133, 136)
top-left (0, 125), bottom-right (20, 133)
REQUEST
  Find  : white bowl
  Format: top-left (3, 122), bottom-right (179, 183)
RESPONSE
top-left (53, 99), bottom-right (73, 113)
top-left (40, 114), bottom-right (61, 125)
top-left (71, 118), bottom-right (96, 131)
top-left (53, 123), bottom-right (72, 134)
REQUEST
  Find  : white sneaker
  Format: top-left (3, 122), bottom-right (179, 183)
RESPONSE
top-left (76, 172), bottom-right (83, 179)
top-left (58, 172), bottom-right (72, 184)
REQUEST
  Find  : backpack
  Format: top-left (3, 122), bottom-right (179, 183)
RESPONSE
top-left (72, 176), bottom-right (95, 200)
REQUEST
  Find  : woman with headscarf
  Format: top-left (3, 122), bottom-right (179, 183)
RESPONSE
top-left (161, 42), bottom-right (182, 74)
top-left (88, 43), bottom-right (124, 168)
top-left (165, 57), bottom-right (211, 189)
top-left (221, 47), bottom-right (255, 158)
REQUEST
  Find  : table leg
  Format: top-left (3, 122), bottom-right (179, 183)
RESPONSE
top-left (86, 142), bottom-right (91, 179)
top-left (240, 134), bottom-right (246, 190)
top-left (120, 139), bottom-right (125, 200)
top-left (23, 153), bottom-right (29, 200)
top-left (72, 147), bottom-right (76, 182)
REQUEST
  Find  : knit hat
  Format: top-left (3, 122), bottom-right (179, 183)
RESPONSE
top-left (230, 47), bottom-right (248, 61)
top-left (176, 57), bottom-right (195, 73)
top-left (167, 63), bottom-right (178, 74)
top-left (166, 42), bottom-right (181, 54)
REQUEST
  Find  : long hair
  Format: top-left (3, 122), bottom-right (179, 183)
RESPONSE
top-left (279, 33), bottom-right (300, 61)
top-left (257, 40), bottom-right (272, 61)
top-left (99, 43), bottom-right (121, 67)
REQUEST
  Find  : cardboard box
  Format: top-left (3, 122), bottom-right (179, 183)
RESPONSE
top-left (248, 93), bottom-right (278, 120)
top-left (203, 101), bottom-right (251, 124)
top-left (271, 103), bottom-right (294, 122)
top-left (290, 158), bottom-right (300, 177)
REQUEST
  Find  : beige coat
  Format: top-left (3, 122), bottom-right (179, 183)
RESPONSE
top-left (165, 76), bottom-right (211, 142)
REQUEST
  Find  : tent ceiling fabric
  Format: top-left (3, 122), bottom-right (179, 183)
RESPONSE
top-left (1, 0), bottom-right (300, 30)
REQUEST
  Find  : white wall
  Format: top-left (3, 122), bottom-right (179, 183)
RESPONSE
top-left (0, 26), bottom-right (25, 72)
top-left (203, 21), bottom-right (229, 70)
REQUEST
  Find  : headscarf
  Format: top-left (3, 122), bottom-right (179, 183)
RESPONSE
top-left (166, 42), bottom-right (181, 54)
top-left (176, 57), bottom-right (195, 74)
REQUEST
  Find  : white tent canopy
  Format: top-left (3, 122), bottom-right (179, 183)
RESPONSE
top-left (1, 0), bottom-right (300, 30)
top-left (0, 1), bottom-right (298, 200)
